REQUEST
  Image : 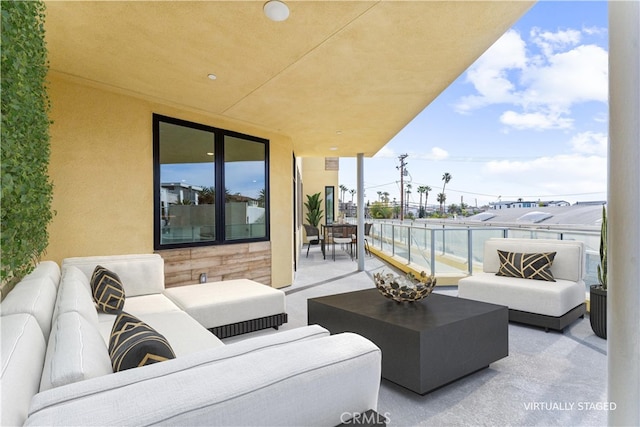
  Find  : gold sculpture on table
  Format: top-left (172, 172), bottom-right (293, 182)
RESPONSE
top-left (374, 270), bottom-right (437, 303)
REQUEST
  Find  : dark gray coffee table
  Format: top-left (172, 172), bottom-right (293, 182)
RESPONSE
top-left (308, 289), bottom-right (508, 395)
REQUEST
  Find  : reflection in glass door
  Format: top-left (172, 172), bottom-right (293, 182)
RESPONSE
top-left (325, 186), bottom-right (334, 225)
top-left (158, 121), bottom-right (216, 245)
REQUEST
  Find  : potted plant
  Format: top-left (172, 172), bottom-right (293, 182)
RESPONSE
top-left (304, 192), bottom-right (323, 228)
top-left (590, 205), bottom-right (607, 339)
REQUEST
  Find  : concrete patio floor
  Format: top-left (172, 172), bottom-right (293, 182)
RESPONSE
top-left (225, 245), bottom-right (609, 426)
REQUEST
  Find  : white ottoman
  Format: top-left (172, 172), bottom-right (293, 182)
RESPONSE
top-left (163, 279), bottom-right (287, 338)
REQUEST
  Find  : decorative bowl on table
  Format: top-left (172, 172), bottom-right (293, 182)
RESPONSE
top-left (373, 270), bottom-right (437, 303)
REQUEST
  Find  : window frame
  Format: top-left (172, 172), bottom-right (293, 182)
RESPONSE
top-left (153, 114), bottom-right (270, 250)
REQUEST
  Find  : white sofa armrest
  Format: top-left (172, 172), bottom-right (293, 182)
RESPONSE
top-left (1, 262), bottom-right (60, 339)
top-left (26, 329), bottom-right (381, 426)
top-left (1, 314), bottom-right (47, 427)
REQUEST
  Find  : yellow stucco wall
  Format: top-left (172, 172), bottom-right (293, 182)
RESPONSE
top-left (46, 74), bottom-right (294, 287)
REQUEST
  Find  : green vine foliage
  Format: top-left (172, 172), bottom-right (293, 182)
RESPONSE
top-left (1, 0), bottom-right (54, 286)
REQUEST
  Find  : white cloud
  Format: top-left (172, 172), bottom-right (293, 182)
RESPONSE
top-left (455, 26), bottom-right (608, 132)
top-left (455, 30), bottom-right (527, 113)
top-left (482, 130), bottom-right (607, 199)
top-left (483, 153), bottom-right (606, 198)
top-left (593, 112), bottom-right (608, 123)
top-left (374, 145), bottom-right (396, 158)
top-left (520, 44), bottom-right (608, 109)
top-left (416, 147), bottom-right (449, 161)
top-left (583, 25), bottom-right (607, 37)
top-left (530, 27), bottom-right (581, 57)
top-left (500, 110), bottom-right (573, 130)
top-left (570, 131), bottom-right (607, 156)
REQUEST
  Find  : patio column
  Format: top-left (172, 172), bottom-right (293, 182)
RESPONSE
top-left (357, 153), bottom-right (365, 270)
top-left (608, 1), bottom-right (640, 425)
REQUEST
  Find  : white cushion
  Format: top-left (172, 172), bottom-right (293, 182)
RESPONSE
top-left (61, 264), bottom-right (92, 293)
top-left (28, 326), bottom-right (330, 421)
top-left (1, 275), bottom-right (58, 339)
top-left (458, 272), bottom-right (586, 317)
top-left (95, 293), bottom-right (182, 331)
top-left (482, 238), bottom-right (585, 282)
top-left (62, 254), bottom-right (165, 297)
top-left (122, 293), bottom-right (182, 316)
top-left (97, 311), bottom-right (224, 356)
top-left (1, 314), bottom-right (46, 427)
top-left (21, 261), bottom-right (61, 289)
top-left (53, 267), bottom-right (99, 325)
top-left (163, 279), bottom-right (286, 328)
top-left (26, 328), bottom-right (380, 427)
top-left (40, 312), bottom-right (113, 391)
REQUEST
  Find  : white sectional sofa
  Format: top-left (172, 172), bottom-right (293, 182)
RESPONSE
top-left (1, 255), bottom-right (382, 426)
top-left (458, 238), bottom-right (587, 332)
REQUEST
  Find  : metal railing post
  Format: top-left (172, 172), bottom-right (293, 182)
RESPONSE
top-left (407, 225), bottom-right (411, 263)
top-left (430, 228), bottom-right (436, 277)
top-left (467, 228), bottom-right (473, 275)
top-left (392, 225), bottom-right (395, 256)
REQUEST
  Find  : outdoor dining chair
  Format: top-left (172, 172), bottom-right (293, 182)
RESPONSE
top-left (303, 224), bottom-right (323, 257)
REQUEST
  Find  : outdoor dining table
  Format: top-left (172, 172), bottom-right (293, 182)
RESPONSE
top-left (321, 223), bottom-right (357, 260)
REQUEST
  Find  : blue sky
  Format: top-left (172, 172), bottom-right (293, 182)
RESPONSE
top-left (339, 1), bottom-right (608, 208)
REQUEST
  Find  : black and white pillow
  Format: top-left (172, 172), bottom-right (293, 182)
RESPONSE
top-left (90, 265), bottom-right (126, 313)
top-left (496, 250), bottom-right (557, 282)
top-left (109, 311), bottom-right (176, 372)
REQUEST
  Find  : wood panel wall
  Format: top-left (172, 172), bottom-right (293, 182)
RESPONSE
top-left (157, 241), bottom-right (272, 288)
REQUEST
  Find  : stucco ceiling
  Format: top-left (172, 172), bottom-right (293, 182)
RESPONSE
top-left (44, 1), bottom-right (534, 158)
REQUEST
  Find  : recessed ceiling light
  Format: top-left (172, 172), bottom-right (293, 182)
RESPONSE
top-left (264, 0), bottom-right (289, 22)
top-left (329, 147), bottom-right (338, 151)
top-left (206, 152), bottom-right (214, 156)
top-left (336, 131), bottom-right (342, 135)
top-left (207, 74), bottom-right (217, 80)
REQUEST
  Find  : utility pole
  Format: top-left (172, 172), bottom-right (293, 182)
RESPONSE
top-left (397, 154), bottom-right (408, 221)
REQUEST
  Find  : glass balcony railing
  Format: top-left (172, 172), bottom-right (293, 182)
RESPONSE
top-left (359, 219), bottom-right (601, 293)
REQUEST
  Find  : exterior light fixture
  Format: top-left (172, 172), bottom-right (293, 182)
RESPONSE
top-left (264, 0), bottom-right (289, 22)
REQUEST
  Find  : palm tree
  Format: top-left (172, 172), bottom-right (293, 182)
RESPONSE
top-left (382, 192), bottom-right (390, 204)
top-left (377, 191), bottom-right (382, 202)
top-left (256, 188), bottom-right (266, 207)
top-left (437, 193), bottom-right (446, 215)
top-left (417, 185), bottom-right (428, 217)
top-left (424, 185), bottom-right (432, 212)
top-left (349, 189), bottom-right (356, 203)
top-left (339, 185), bottom-right (348, 202)
top-left (441, 173), bottom-right (452, 213)
top-left (198, 186), bottom-right (215, 204)
top-left (405, 183), bottom-right (412, 216)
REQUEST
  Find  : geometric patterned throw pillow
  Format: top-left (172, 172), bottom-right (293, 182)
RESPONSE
top-left (90, 265), bottom-right (126, 313)
top-left (496, 250), bottom-right (557, 282)
top-left (108, 312), bottom-right (176, 372)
